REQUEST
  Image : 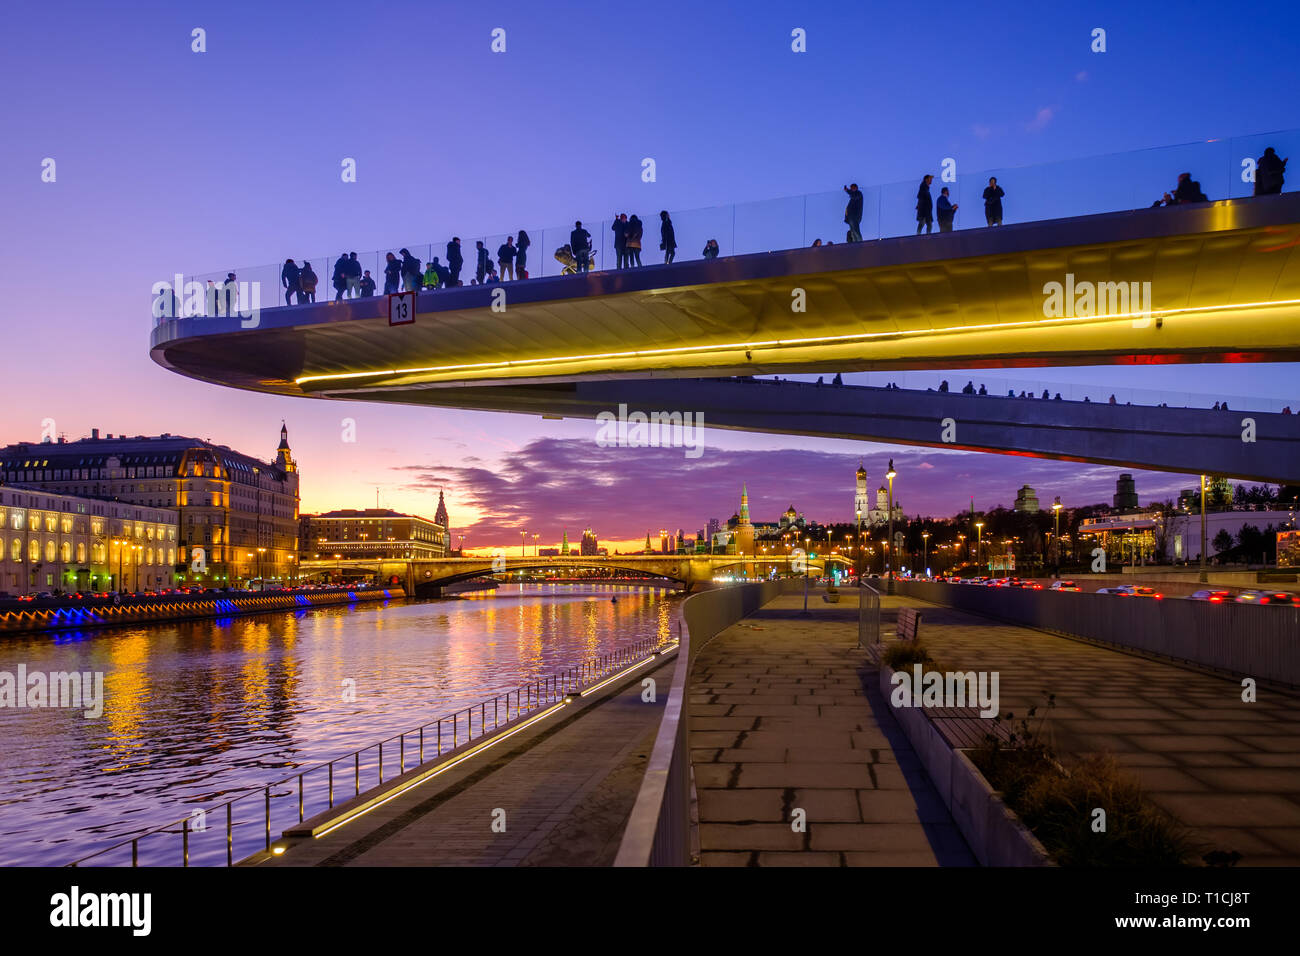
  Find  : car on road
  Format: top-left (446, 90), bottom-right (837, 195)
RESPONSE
top-left (1188, 589), bottom-right (1233, 603)
top-left (1097, 585), bottom-right (1163, 598)
top-left (1234, 590), bottom-right (1300, 606)
top-left (1049, 580), bottom-right (1081, 591)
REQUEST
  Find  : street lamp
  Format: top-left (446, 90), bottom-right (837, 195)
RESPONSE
top-left (885, 459), bottom-right (896, 594)
top-left (520, 529), bottom-right (527, 558)
top-left (132, 544), bottom-right (143, 591)
top-left (257, 547), bottom-right (266, 590)
top-left (1052, 496), bottom-right (1063, 577)
top-left (1199, 474), bottom-right (1208, 583)
top-left (855, 508), bottom-right (863, 583)
top-left (532, 533), bottom-right (539, 556)
top-left (975, 521), bottom-right (984, 569)
top-left (922, 531), bottom-right (929, 577)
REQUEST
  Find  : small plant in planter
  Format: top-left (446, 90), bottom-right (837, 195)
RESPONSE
top-left (972, 693), bottom-right (1201, 866)
top-left (880, 641), bottom-right (942, 672)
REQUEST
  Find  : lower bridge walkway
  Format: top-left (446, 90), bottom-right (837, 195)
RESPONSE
top-left (884, 594), bottom-right (1300, 865)
top-left (689, 591), bottom-right (976, 866)
top-left (261, 655), bottom-right (676, 867)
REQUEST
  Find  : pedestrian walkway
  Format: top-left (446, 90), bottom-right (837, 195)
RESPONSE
top-left (893, 596), bottom-right (1300, 865)
top-left (689, 591), bottom-right (975, 866)
top-left (263, 656), bottom-right (676, 867)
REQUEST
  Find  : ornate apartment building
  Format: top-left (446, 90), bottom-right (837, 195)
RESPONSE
top-left (0, 425), bottom-right (300, 588)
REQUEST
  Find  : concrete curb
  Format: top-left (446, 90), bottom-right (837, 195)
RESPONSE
top-left (879, 663), bottom-right (1054, 867)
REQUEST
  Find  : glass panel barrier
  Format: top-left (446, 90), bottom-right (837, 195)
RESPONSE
top-left (156, 127), bottom-right (1299, 327)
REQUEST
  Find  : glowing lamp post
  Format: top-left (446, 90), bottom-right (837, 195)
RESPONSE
top-left (885, 459), bottom-right (896, 594)
top-left (1052, 497), bottom-right (1063, 577)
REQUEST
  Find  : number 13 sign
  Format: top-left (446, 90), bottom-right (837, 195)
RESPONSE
top-left (388, 291), bottom-right (416, 326)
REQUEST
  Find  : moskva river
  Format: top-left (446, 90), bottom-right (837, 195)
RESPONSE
top-left (0, 583), bottom-right (680, 865)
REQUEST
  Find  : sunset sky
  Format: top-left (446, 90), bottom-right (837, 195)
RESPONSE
top-left (3, 0), bottom-right (1298, 553)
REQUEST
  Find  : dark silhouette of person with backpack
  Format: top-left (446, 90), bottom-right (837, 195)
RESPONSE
top-left (570, 221), bottom-right (592, 273)
top-left (1255, 147), bottom-right (1288, 196)
top-left (844, 184), bottom-right (864, 242)
top-left (281, 259), bottom-right (300, 306)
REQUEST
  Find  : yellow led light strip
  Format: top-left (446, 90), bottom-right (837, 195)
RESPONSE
top-left (294, 297), bottom-right (1300, 387)
top-left (308, 647), bottom-right (671, 842)
top-left (312, 700), bottom-right (568, 839)
top-left (578, 653), bottom-right (663, 698)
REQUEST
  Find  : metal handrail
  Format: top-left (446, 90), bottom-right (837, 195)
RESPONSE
top-left (66, 634), bottom-right (664, 867)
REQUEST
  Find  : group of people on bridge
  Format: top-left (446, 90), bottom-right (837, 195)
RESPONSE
top-left (254, 146), bottom-right (1289, 307)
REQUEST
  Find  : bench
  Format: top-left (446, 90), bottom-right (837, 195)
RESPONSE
top-left (926, 707), bottom-right (1014, 749)
top-left (896, 607), bottom-right (922, 642)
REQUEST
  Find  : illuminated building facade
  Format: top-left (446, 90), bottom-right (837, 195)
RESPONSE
top-left (299, 508), bottom-right (448, 560)
top-left (0, 485), bottom-right (177, 593)
top-left (0, 426), bottom-right (300, 587)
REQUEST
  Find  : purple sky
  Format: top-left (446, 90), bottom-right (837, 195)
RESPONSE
top-left (2, 0), bottom-right (1297, 551)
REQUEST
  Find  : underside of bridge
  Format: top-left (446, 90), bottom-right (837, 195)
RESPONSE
top-left (151, 194), bottom-right (1300, 478)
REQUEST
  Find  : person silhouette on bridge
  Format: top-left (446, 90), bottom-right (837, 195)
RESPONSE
top-left (627, 214), bottom-right (645, 266)
top-left (383, 252), bottom-right (402, 294)
top-left (983, 177), bottom-right (1005, 226)
top-left (498, 236), bottom-right (517, 281)
top-left (475, 241), bottom-right (490, 283)
top-left (844, 183), bottom-right (864, 242)
top-left (515, 230), bottom-right (531, 278)
top-left (938, 379), bottom-right (949, 392)
top-left (659, 211), bottom-right (676, 264)
top-left (446, 238), bottom-right (464, 286)
top-left (612, 214), bottom-right (628, 269)
top-left (936, 187), bottom-right (958, 232)
top-left (916, 175), bottom-right (934, 234)
top-left (399, 248), bottom-right (421, 291)
top-left (570, 221), bottom-right (592, 273)
top-left (332, 253), bottom-right (349, 301)
top-left (298, 262), bottom-right (317, 302)
top-left (344, 252), bottom-right (362, 298)
top-left (359, 270), bottom-right (376, 297)
top-left (1255, 147), bottom-right (1288, 196)
top-left (978, 383), bottom-right (987, 395)
top-left (962, 380), bottom-right (975, 394)
top-left (281, 259), bottom-right (300, 306)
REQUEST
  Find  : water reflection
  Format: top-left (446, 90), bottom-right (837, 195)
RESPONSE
top-left (0, 583), bottom-right (679, 865)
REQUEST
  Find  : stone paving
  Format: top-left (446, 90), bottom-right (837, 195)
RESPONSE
top-left (689, 592), bottom-right (975, 866)
top-left (895, 596), bottom-right (1300, 865)
top-left (263, 656), bottom-right (675, 867)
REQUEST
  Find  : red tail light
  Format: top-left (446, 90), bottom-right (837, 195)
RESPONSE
top-left (1155, 593), bottom-right (1163, 599)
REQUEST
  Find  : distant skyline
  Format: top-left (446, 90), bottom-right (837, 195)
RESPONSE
top-left (3, 0), bottom-right (1299, 550)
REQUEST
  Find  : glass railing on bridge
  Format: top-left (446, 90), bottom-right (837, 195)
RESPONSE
top-left (153, 127), bottom-right (1300, 325)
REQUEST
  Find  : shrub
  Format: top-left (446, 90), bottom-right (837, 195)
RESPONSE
top-left (1018, 754), bottom-right (1196, 867)
top-left (971, 696), bottom-right (1199, 866)
top-left (881, 641), bottom-right (941, 671)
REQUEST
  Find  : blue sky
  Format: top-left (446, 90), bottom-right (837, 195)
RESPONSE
top-left (1, 0), bottom-right (1297, 547)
